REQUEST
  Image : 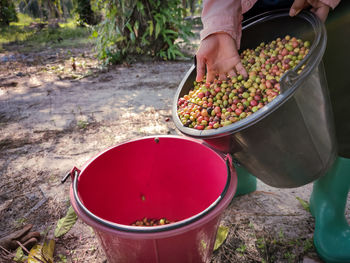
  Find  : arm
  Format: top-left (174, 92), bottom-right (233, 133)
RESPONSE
top-left (196, 0), bottom-right (251, 83)
top-left (200, 0), bottom-right (243, 49)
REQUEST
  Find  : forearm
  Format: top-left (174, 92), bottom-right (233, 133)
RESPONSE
top-left (200, 0), bottom-right (243, 49)
top-left (319, 0), bottom-right (340, 9)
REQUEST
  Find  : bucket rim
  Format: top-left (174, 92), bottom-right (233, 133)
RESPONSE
top-left (71, 135), bottom-right (234, 233)
top-left (172, 9), bottom-right (327, 139)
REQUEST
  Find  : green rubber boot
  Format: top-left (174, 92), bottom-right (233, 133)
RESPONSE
top-left (309, 156), bottom-right (350, 263)
top-left (233, 164), bottom-right (257, 197)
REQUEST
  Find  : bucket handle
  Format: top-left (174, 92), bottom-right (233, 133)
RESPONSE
top-left (61, 167), bottom-right (81, 184)
top-left (224, 153), bottom-right (234, 176)
top-left (279, 12), bottom-right (326, 92)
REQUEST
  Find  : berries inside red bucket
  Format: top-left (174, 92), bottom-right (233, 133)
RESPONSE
top-left (177, 36), bottom-right (310, 130)
top-left (131, 217), bottom-right (174, 227)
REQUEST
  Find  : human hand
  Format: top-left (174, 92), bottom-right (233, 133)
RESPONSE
top-left (290, 0), bottom-right (330, 22)
top-left (196, 32), bottom-right (248, 83)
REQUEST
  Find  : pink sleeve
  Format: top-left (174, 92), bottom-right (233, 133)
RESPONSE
top-left (319, 0), bottom-right (340, 9)
top-left (199, 0), bottom-right (339, 49)
top-left (200, 0), bottom-right (256, 50)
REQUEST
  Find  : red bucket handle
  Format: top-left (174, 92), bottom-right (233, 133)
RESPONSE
top-left (224, 153), bottom-right (234, 176)
top-left (61, 167), bottom-right (81, 184)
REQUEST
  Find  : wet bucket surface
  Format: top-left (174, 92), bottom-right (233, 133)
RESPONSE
top-left (70, 136), bottom-right (236, 263)
top-left (173, 10), bottom-right (337, 188)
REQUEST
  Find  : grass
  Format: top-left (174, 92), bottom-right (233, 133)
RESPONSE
top-left (0, 13), bottom-right (92, 52)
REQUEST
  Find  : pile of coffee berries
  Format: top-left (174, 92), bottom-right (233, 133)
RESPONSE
top-left (177, 35), bottom-right (310, 130)
top-left (131, 217), bottom-right (173, 227)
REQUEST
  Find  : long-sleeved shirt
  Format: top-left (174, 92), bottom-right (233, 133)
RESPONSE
top-left (200, 0), bottom-right (340, 49)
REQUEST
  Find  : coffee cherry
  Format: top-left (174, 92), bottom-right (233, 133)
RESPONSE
top-left (177, 35), bottom-right (310, 129)
top-left (132, 217), bottom-right (173, 226)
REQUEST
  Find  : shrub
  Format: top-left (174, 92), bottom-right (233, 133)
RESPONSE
top-left (92, 0), bottom-right (194, 65)
top-left (75, 0), bottom-right (99, 25)
top-left (0, 0), bottom-right (18, 26)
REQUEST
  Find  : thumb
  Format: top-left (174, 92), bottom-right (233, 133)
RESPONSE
top-left (312, 5), bottom-right (329, 22)
top-left (290, 0), bottom-right (307, 16)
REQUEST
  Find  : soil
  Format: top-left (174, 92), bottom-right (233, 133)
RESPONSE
top-left (1, 41), bottom-right (348, 263)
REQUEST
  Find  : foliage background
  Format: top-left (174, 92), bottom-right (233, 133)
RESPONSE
top-left (1, 0), bottom-right (201, 64)
top-left (0, 0), bottom-right (18, 26)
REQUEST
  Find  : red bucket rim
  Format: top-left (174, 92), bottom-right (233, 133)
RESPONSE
top-left (71, 135), bottom-right (234, 233)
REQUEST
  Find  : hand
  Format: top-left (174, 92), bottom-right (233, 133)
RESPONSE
top-left (196, 32), bottom-right (248, 83)
top-left (290, 0), bottom-right (330, 22)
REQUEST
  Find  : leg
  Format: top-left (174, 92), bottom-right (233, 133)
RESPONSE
top-left (311, 4), bottom-right (350, 262)
top-left (234, 164), bottom-right (257, 197)
top-left (310, 157), bottom-right (350, 263)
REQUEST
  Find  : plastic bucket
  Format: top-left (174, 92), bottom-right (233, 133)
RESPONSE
top-left (69, 136), bottom-right (236, 263)
top-left (172, 10), bottom-right (337, 188)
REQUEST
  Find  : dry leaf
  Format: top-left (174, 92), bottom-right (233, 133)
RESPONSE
top-left (214, 225), bottom-right (229, 251)
top-left (27, 239), bottom-right (55, 263)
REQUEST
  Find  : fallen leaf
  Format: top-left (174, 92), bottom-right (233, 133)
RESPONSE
top-left (54, 206), bottom-right (77, 238)
top-left (42, 239), bottom-right (55, 263)
top-left (13, 247), bottom-right (27, 262)
top-left (28, 244), bottom-right (44, 263)
top-left (214, 225), bottom-right (229, 251)
top-left (27, 239), bottom-right (55, 263)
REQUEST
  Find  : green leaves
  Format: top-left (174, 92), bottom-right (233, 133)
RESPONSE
top-left (136, 1), bottom-right (145, 15)
top-left (214, 225), bottom-right (229, 251)
top-left (92, 0), bottom-right (194, 64)
top-left (148, 20), bottom-right (154, 36)
top-left (54, 206), bottom-right (78, 238)
top-left (0, 0), bottom-right (18, 26)
top-left (13, 247), bottom-right (27, 262)
top-left (91, 30), bottom-right (98, 38)
top-left (155, 21), bottom-right (161, 39)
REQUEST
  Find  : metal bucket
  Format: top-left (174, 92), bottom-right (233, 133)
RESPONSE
top-left (172, 10), bottom-right (337, 188)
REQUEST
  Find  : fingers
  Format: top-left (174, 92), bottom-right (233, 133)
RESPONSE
top-left (206, 62), bottom-right (247, 82)
top-left (227, 53), bottom-right (248, 78)
top-left (312, 5), bottom-right (329, 22)
top-left (235, 61), bottom-right (248, 79)
top-left (196, 35), bottom-right (247, 82)
top-left (217, 73), bottom-right (226, 81)
top-left (212, 55), bottom-right (247, 80)
top-left (225, 48), bottom-right (247, 78)
top-left (205, 68), bottom-right (216, 83)
top-left (196, 56), bottom-right (206, 82)
top-left (290, 0), bottom-right (329, 22)
top-left (227, 69), bottom-right (237, 78)
top-left (290, 0), bottom-right (308, 17)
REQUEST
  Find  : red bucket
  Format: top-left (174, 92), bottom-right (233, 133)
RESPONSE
top-left (69, 136), bottom-right (236, 263)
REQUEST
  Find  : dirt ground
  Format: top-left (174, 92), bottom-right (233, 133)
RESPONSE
top-left (0, 42), bottom-right (348, 263)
